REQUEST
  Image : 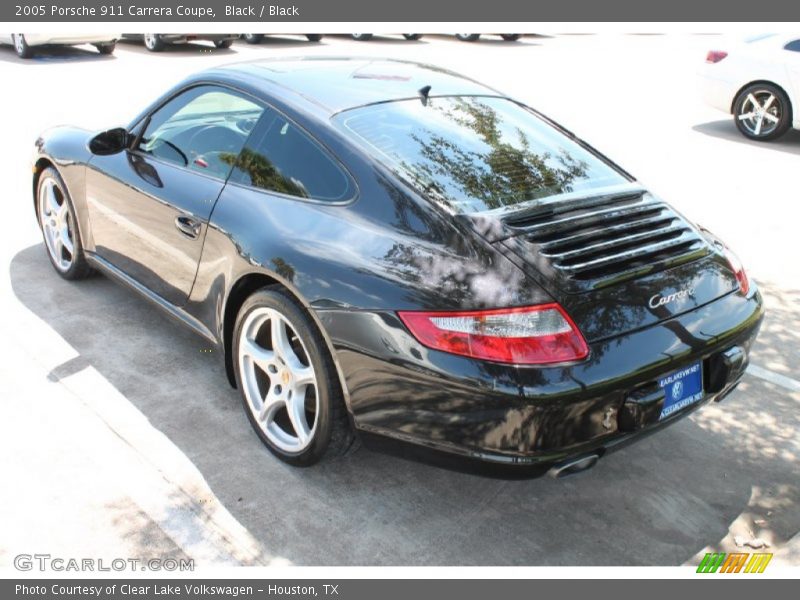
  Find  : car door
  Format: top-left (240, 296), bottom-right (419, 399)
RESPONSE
top-left (84, 85), bottom-right (264, 306)
top-left (783, 39), bottom-right (800, 112)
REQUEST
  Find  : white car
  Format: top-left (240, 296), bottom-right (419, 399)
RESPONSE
top-left (699, 33), bottom-right (800, 141)
top-left (0, 34), bottom-right (119, 59)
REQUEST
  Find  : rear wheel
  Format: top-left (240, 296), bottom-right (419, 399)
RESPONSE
top-left (501, 34), bottom-right (521, 41)
top-left (733, 83), bottom-right (792, 141)
top-left (36, 168), bottom-right (92, 280)
top-left (403, 34), bottom-right (423, 40)
top-left (94, 42), bottom-right (115, 55)
top-left (233, 289), bottom-right (357, 466)
top-left (12, 34), bottom-right (33, 58)
top-left (456, 34), bottom-right (480, 42)
top-left (305, 34), bottom-right (323, 42)
top-left (351, 34), bottom-right (373, 41)
top-left (143, 34), bottom-right (165, 52)
top-left (214, 39), bottom-right (233, 49)
top-left (243, 34), bottom-right (263, 44)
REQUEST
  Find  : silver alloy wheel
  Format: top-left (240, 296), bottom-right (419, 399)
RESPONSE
top-left (737, 90), bottom-right (782, 137)
top-left (144, 34), bottom-right (158, 50)
top-left (14, 34), bottom-right (25, 54)
top-left (38, 177), bottom-right (74, 272)
top-left (238, 307), bottom-right (319, 452)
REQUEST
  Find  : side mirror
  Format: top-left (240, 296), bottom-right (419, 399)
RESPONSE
top-left (89, 127), bottom-right (132, 155)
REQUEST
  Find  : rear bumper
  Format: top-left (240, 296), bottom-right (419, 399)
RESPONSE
top-left (697, 71), bottom-right (737, 114)
top-left (318, 286), bottom-right (764, 475)
top-left (19, 34), bottom-right (119, 46)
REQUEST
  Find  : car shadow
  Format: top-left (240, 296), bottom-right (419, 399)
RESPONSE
top-left (9, 244), bottom-right (800, 566)
top-left (237, 35), bottom-right (331, 47)
top-left (693, 119), bottom-right (800, 155)
top-left (0, 44), bottom-right (117, 65)
top-left (116, 39), bottom-right (239, 58)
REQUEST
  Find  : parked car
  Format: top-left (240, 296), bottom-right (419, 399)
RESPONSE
top-left (123, 34), bottom-right (239, 52)
top-left (699, 33), bottom-right (800, 140)
top-left (242, 34), bottom-right (323, 44)
top-left (350, 34), bottom-right (422, 41)
top-left (31, 58), bottom-right (763, 475)
top-left (0, 34), bottom-right (119, 58)
top-left (455, 34), bottom-right (520, 42)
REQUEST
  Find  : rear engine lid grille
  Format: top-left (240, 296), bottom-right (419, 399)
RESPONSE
top-left (499, 190), bottom-right (710, 292)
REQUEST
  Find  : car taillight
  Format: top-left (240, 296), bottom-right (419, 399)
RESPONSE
top-left (723, 247), bottom-right (750, 296)
top-left (398, 304), bottom-right (589, 365)
top-left (706, 50), bottom-right (728, 63)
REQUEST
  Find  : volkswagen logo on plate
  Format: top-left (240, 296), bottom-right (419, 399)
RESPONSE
top-left (672, 381), bottom-right (684, 401)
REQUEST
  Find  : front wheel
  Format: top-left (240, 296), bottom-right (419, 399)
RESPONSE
top-left (456, 34), bottom-right (480, 42)
top-left (501, 34), bottom-right (520, 41)
top-left (214, 39), bottom-right (233, 49)
top-left (36, 168), bottom-right (93, 280)
top-left (403, 34), bottom-right (423, 40)
top-left (305, 34), bottom-right (323, 42)
top-left (143, 34), bottom-right (165, 52)
top-left (733, 83), bottom-right (792, 141)
top-left (95, 42), bottom-right (116, 55)
top-left (243, 34), bottom-right (263, 44)
top-left (12, 34), bottom-right (33, 58)
top-left (233, 289), bottom-right (357, 466)
top-left (351, 34), bottom-right (373, 41)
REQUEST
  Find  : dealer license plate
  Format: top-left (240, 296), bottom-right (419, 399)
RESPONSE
top-left (659, 361), bottom-right (704, 420)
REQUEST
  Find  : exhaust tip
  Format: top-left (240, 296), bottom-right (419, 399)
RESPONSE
top-left (548, 453), bottom-right (600, 479)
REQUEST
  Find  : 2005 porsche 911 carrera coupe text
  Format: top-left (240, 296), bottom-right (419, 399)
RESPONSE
top-left (31, 58), bottom-right (764, 476)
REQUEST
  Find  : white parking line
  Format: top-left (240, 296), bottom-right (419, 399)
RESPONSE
top-left (747, 364), bottom-right (800, 393)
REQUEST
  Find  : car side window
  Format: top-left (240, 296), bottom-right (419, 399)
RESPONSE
top-left (137, 85), bottom-right (264, 180)
top-left (229, 109), bottom-right (354, 202)
top-left (784, 39), bottom-right (800, 52)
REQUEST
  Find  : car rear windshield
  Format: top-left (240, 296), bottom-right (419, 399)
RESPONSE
top-left (335, 96), bottom-right (628, 214)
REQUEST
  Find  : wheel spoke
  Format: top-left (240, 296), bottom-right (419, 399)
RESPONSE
top-left (258, 387), bottom-right (282, 422)
top-left (754, 115), bottom-right (764, 136)
top-left (46, 182), bottom-right (60, 217)
top-left (763, 112), bottom-right (779, 123)
top-left (292, 366), bottom-right (315, 388)
top-left (285, 391), bottom-right (311, 443)
top-left (746, 93), bottom-right (761, 110)
top-left (241, 337), bottom-right (275, 372)
top-left (270, 316), bottom-right (293, 361)
top-left (53, 235), bottom-right (64, 261)
top-left (738, 112), bottom-right (756, 121)
top-left (60, 227), bottom-right (74, 255)
top-left (762, 95), bottom-right (776, 111)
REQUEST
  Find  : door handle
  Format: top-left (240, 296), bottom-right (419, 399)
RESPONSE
top-left (174, 215), bottom-right (202, 239)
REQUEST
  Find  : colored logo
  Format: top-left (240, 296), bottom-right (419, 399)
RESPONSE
top-left (696, 552), bottom-right (773, 573)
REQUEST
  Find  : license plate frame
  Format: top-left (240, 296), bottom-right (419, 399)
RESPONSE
top-left (659, 361), bottom-right (704, 420)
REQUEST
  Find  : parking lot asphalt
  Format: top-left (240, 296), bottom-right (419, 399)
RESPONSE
top-left (0, 33), bottom-right (797, 567)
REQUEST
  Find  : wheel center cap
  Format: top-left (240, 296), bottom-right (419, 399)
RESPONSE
top-left (281, 370), bottom-right (291, 386)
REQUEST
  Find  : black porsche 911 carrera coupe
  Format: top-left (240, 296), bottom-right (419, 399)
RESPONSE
top-left (32, 58), bottom-right (763, 476)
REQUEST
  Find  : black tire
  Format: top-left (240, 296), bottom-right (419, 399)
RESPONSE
top-left (214, 39), bottom-right (233, 49)
top-left (233, 288), bottom-right (357, 466)
top-left (243, 34), bottom-right (263, 44)
top-left (733, 83), bottom-right (792, 141)
top-left (305, 34), bottom-right (323, 42)
top-left (351, 34), bottom-right (373, 41)
top-left (95, 42), bottom-right (116, 55)
top-left (36, 167), bottom-right (93, 280)
top-left (12, 34), bottom-right (33, 58)
top-left (501, 34), bottom-right (521, 41)
top-left (403, 34), bottom-right (423, 40)
top-left (143, 34), bottom-right (165, 52)
top-left (456, 34), bottom-right (480, 42)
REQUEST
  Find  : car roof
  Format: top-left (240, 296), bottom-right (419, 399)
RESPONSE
top-left (203, 57), bottom-right (504, 115)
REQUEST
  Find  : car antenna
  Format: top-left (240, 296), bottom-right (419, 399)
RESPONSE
top-left (418, 85), bottom-right (432, 106)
